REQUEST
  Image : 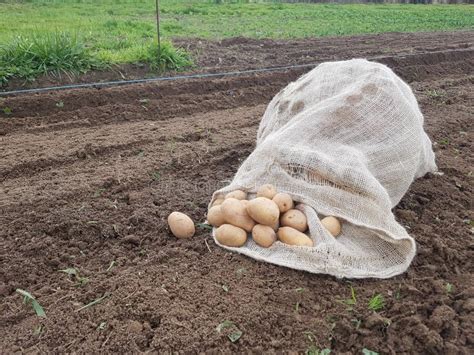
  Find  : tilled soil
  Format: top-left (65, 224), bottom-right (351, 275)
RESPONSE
top-left (1, 32), bottom-right (473, 354)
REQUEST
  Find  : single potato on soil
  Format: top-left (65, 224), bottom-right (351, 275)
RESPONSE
top-left (168, 212), bottom-right (195, 239)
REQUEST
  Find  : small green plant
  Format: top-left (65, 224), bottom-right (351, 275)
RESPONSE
top-left (222, 284), bottom-right (229, 293)
top-left (2, 106), bottom-right (12, 115)
top-left (306, 346), bottom-right (331, 355)
top-left (338, 284), bottom-right (357, 310)
top-left (59, 267), bottom-right (89, 286)
top-left (56, 101), bottom-right (64, 108)
top-left (93, 188), bottom-right (106, 197)
top-left (394, 284), bottom-right (402, 300)
top-left (425, 89), bottom-right (445, 98)
top-left (236, 267), bottom-right (246, 276)
top-left (362, 348), bottom-right (379, 355)
top-left (304, 331), bottom-right (330, 355)
top-left (16, 289), bottom-right (46, 318)
top-left (439, 138), bottom-right (449, 145)
top-left (368, 294), bottom-right (385, 311)
top-left (151, 170), bottom-right (161, 181)
top-left (446, 283), bottom-right (454, 294)
top-left (216, 320), bottom-right (242, 343)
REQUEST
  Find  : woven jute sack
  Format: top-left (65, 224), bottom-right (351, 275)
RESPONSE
top-left (211, 59), bottom-right (436, 279)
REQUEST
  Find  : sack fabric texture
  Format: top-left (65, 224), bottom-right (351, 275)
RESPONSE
top-left (211, 59), bottom-right (437, 279)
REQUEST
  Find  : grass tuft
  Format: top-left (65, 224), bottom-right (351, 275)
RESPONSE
top-left (368, 294), bottom-right (385, 312)
top-left (0, 32), bottom-right (106, 84)
top-left (144, 41), bottom-right (193, 72)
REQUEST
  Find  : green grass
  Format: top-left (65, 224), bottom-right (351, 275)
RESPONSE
top-left (368, 294), bottom-right (385, 311)
top-left (0, 1), bottom-right (473, 83)
top-left (0, 32), bottom-right (106, 84)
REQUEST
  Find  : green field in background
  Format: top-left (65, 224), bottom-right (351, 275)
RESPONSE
top-left (1, 0), bottom-right (473, 64)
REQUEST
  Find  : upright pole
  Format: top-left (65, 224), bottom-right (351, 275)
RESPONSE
top-left (155, 0), bottom-right (161, 60)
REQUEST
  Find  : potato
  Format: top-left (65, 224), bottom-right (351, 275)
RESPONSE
top-left (247, 197), bottom-right (280, 227)
top-left (225, 190), bottom-right (247, 200)
top-left (215, 224), bottom-right (247, 247)
top-left (167, 212), bottom-right (195, 239)
top-left (321, 216), bottom-right (342, 237)
top-left (252, 224), bottom-right (276, 248)
top-left (272, 193), bottom-right (294, 213)
top-left (221, 198), bottom-right (255, 232)
top-left (207, 205), bottom-right (226, 227)
top-left (241, 200), bottom-right (249, 208)
top-left (280, 209), bottom-right (308, 232)
top-left (211, 198), bottom-right (225, 207)
top-left (277, 226), bottom-right (313, 247)
top-left (256, 184), bottom-right (277, 199)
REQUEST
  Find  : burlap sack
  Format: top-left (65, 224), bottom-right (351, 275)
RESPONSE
top-left (211, 59), bottom-right (436, 279)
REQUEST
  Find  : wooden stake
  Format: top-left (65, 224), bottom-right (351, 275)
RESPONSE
top-left (155, 0), bottom-right (161, 60)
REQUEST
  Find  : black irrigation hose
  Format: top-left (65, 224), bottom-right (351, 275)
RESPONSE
top-left (0, 63), bottom-right (319, 97)
top-left (0, 47), bottom-right (470, 97)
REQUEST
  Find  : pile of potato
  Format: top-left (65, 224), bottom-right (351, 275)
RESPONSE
top-left (207, 184), bottom-right (342, 248)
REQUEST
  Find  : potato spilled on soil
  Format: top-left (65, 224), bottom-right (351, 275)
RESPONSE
top-left (168, 212), bottom-right (195, 239)
top-left (205, 184), bottom-right (343, 248)
top-left (166, 184), bottom-right (342, 246)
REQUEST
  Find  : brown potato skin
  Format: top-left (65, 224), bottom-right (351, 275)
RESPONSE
top-left (280, 209), bottom-right (308, 232)
top-left (256, 184), bottom-right (277, 199)
top-left (247, 197), bottom-right (280, 227)
top-left (207, 205), bottom-right (226, 227)
top-left (221, 198), bottom-right (255, 232)
top-left (225, 190), bottom-right (247, 200)
top-left (215, 224), bottom-right (248, 247)
top-left (252, 224), bottom-right (277, 248)
top-left (321, 216), bottom-right (342, 237)
top-left (277, 226), bottom-right (313, 247)
top-left (272, 193), bottom-right (294, 213)
top-left (168, 212), bottom-right (195, 239)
